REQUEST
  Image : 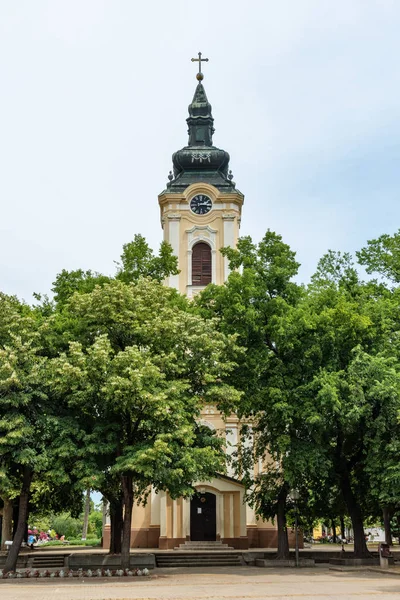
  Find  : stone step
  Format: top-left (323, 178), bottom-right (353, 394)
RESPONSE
top-left (180, 541), bottom-right (224, 545)
top-left (174, 545), bottom-right (232, 551)
top-left (158, 563), bottom-right (242, 568)
top-left (158, 555), bottom-right (241, 560)
top-left (157, 562), bottom-right (242, 568)
top-left (159, 552), bottom-right (241, 558)
top-left (32, 556), bottom-right (65, 568)
top-left (156, 553), bottom-right (242, 568)
top-left (175, 541), bottom-right (234, 551)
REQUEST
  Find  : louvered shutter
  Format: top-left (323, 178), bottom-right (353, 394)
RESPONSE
top-left (192, 242), bottom-right (212, 286)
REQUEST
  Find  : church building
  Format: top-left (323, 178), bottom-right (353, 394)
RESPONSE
top-left (103, 55), bottom-right (283, 550)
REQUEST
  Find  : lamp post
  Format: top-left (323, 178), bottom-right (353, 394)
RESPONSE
top-left (289, 489), bottom-right (300, 568)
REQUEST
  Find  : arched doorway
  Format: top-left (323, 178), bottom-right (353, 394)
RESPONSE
top-left (190, 492), bottom-right (216, 541)
top-left (192, 242), bottom-right (212, 286)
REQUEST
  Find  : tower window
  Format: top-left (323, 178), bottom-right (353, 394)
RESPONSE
top-left (192, 242), bottom-right (212, 286)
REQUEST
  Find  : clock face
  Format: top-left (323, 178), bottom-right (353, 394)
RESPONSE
top-left (190, 194), bottom-right (212, 215)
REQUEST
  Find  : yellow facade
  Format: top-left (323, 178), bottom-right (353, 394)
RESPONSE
top-left (158, 182), bottom-right (243, 296)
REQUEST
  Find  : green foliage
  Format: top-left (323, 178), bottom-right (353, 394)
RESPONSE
top-left (67, 538), bottom-right (101, 546)
top-left (52, 270), bottom-right (111, 307)
top-left (197, 233), bottom-right (400, 557)
top-left (357, 229), bottom-right (400, 283)
top-left (48, 278), bottom-right (241, 501)
top-left (116, 234), bottom-right (179, 284)
top-left (0, 295), bottom-right (80, 492)
top-left (39, 538), bottom-right (101, 547)
top-left (51, 512), bottom-right (82, 538)
top-left (88, 509), bottom-right (103, 538)
top-left (29, 504), bottom-right (104, 540)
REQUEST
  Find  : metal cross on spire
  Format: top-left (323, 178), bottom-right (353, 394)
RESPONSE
top-left (191, 52), bottom-right (209, 81)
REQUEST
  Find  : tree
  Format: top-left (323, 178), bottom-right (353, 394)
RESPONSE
top-left (51, 234), bottom-right (178, 309)
top-left (195, 231), bottom-right (306, 559)
top-left (0, 294), bottom-right (83, 572)
top-left (293, 252), bottom-right (400, 557)
top-left (52, 270), bottom-right (111, 307)
top-left (196, 233), bottom-right (400, 559)
top-left (49, 278), bottom-right (241, 568)
top-left (357, 229), bottom-right (400, 283)
top-left (40, 235), bottom-right (180, 554)
top-left (116, 234), bottom-right (179, 284)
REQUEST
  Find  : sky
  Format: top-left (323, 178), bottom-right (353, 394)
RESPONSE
top-left (1, 0), bottom-right (400, 302)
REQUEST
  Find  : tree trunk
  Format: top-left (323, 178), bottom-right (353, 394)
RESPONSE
top-left (81, 488), bottom-right (91, 540)
top-left (339, 468), bottom-right (370, 558)
top-left (383, 507), bottom-right (392, 546)
top-left (1, 497), bottom-right (13, 551)
top-left (340, 515), bottom-right (345, 540)
top-left (12, 502), bottom-right (18, 537)
top-left (276, 485), bottom-right (289, 560)
top-left (109, 493), bottom-right (123, 554)
top-left (331, 519), bottom-right (337, 543)
top-left (121, 475), bottom-right (134, 570)
top-left (4, 467), bottom-right (32, 573)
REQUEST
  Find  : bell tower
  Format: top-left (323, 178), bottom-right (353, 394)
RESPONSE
top-left (158, 54), bottom-right (244, 297)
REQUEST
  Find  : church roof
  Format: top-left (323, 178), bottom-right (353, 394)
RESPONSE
top-left (162, 72), bottom-right (242, 195)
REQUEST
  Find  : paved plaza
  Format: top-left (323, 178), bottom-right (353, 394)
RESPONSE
top-left (1, 566), bottom-right (400, 600)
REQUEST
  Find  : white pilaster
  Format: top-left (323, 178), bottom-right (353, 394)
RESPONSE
top-left (246, 495), bottom-right (257, 526)
top-left (187, 249), bottom-right (192, 287)
top-left (239, 490), bottom-right (247, 536)
top-left (229, 494), bottom-right (234, 538)
top-left (226, 425), bottom-right (238, 478)
top-left (167, 215), bottom-right (181, 290)
top-left (172, 499), bottom-right (178, 539)
top-left (220, 494), bottom-right (225, 539)
top-left (223, 215), bottom-right (235, 281)
top-left (150, 487), bottom-right (160, 526)
top-left (182, 498), bottom-right (190, 538)
top-left (159, 490), bottom-right (167, 537)
top-left (211, 249), bottom-right (217, 284)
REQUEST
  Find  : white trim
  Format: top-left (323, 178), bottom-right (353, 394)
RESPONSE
top-left (223, 216), bottom-right (235, 281)
top-left (160, 490), bottom-right (167, 537)
top-left (226, 425), bottom-right (238, 478)
top-left (239, 489), bottom-right (247, 536)
top-left (229, 494), bottom-right (234, 538)
top-left (186, 223), bottom-right (218, 234)
top-left (186, 227), bottom-right (217, 292)
top-left (168, 215), bottom-right (181, 290)
top-left (150, 487), bottom-right (160, 526)
top-left (173, 500), bottom-right (178, 539)
top-left (219, 494), bottom-right (224, 538)
top-left (197, 419), bottom-right (216, 431)
top-left (183, 498), bottom-right (190, 537)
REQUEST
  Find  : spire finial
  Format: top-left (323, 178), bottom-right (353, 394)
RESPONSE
top-left (191, 52), bottom-right (209, 81)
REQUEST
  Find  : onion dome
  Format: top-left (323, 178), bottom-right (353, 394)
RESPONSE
top-left (166, 77), bottom-right (238, 193)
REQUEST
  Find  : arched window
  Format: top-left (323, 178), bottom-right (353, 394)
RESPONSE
top-left (192, 242), bottom-right (212, 286)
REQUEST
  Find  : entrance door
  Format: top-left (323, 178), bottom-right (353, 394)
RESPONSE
top-left (190, 492), bottom-right (216, 541)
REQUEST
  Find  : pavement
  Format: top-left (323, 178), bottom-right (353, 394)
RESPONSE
top-left (1, 565), bottom-right (400, 600)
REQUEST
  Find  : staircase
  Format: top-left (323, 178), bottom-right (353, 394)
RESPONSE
top-left (156, 542), bottom-right (243, 568)
top-left (175, 541), bottom-right (234, 551)
top-left (31, 554), bottom-right (66, 570)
